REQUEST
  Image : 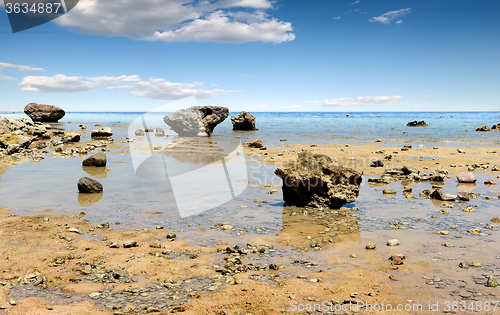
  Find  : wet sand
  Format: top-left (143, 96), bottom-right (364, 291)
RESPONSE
top-left (0, 127), bottom-right (499, 314)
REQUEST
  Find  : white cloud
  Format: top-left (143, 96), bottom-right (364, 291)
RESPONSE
top-left (19, 74), bottom-right (141, 93)
top-left (395, 20), bottom-right (403, 25)
top-left (56, 0), bottom-right (294, 43)
top-left (280, 105), bottom-right (301, 109)
top-left (0, 75), bottom-right (16, 81)
top-left (0, 62), bottom-right (44, 72)
top-left (307, 95), bottom-right (403, 107)
top-left (332, 16), bottom-right (341, 20)
top-left (369, 8), bottom-right (411, 24)
top-left (19, 74), bottom-right (231, 99)
top-left (420, 95), bottom-right (430, 98)
top-left (351, 0), bottom-right (360, 4)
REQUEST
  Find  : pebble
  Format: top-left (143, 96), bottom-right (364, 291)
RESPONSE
top-left (123, 240), bottom-right (137, 248)
top-left (387, 239), bottom-right (400, 246)
top-left (437, 231), bottom-right (449, 235)
top-left (366, 243), bottom-right (376, 250)
top-left (443, 243), bottom-right (453, 247)
top-left (487, 276), bottom-right (498, 287)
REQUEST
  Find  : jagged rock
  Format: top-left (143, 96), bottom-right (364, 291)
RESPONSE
top-left (77, 177), bottom-right (103, 193)
top-left (476, 125), bottom-right (491, 131)
top-left (402, 165), bottom-right (419, 175)
top-left (24, 103), bottom-right (65, 122)
top-left (0, 133), bottom-right (32, 148)
top-left (430, 189), bottom-right (456, 201)
top-left (246, 139), bottom-right (263, 148)
top-left (91, 127), bottom-right (113, 138)
top-left (406, 120), bottom-right (428, 127)
top-left (274, 151), bottom-right (363, 208)
top-left (82, 153), bottom-right (107, 167)
top-left (163, 106), bottom-right (228, 136)
top-left (457, 171), bottom-right (476, 183)
top-left (231, 111), bottom-right (257, 130)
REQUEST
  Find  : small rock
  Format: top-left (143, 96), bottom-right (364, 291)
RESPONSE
top-left (366, 243), bottom-right (376, 250)
top-left (491, 217), bottom-right (500, 224)
top-left (487, 276), bottom-right (498, 287)
top-left (457, 172), bottom-right (477, 183)
top-left (82, 152), bottom-right (107, 167)
top-left (383, 189), bottom-right (397, 195)
top-left (387, 239), bottom-right (400, 246)
top-left (437, 231), bottom-right (449, 235)
top-left (484, 180), bottom-right (497, 186)
top-left (467, 228), bottom-right (481, 235)
top-left (166, 232), bottom-right (176, 240)
top-left (77, 177), bottom-right (103, 193)
top-left (123, 240), bottom-right (137, 248)
top-left (246, 139), bottom-right (263, 148)
top-left (459, 261), bottom-right (469, 268)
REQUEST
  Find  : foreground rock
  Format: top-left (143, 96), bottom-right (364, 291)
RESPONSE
top-left (246, 139), bottom-right (263, 148)
top-left (82, 152), bottom-right (107, 167)
top-left (77, 177), bottom-right (103, 193)
top-left (407, 120), bottom-right (428, 127)
top-left (231, 111), bottom-right (257, 130)
top-left (24, 102), bottom-right (65, 122)
top-left (91, 127), bottom-right (113, 138)
top-left (430, 189), bottom-right (456, 201)
top-left (274, 151), bottom-right (363, 208)
top-left (457, 171), bottom-right (477, 183)
top-left (163, 106), bottom-right (228, 136)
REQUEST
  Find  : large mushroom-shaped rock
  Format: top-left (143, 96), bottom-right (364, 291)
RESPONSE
top-left (476, 125), bottom-right (491, 131)
top-left (77, 177), bottom-right (103, 193)
top-left (457, 171), bottom-right (477, 183)
top-left (231, 111), bottom-right (257, 130)
top-left (24, 103), bottom-right (65, 122)
top-left (163, 106), bottom-right (228, 136)
top-left (274, 151), bottom-right (363, 208)
top-left (91, 127), bottom-right (113, 138)
top-left (406, 120), bottom-right (428, 127)
top-left (82, 152), bottom-right (107, 167)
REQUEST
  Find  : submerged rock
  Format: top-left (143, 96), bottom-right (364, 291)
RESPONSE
top-left (231, 111), bottom-right (257, 130)
top-left (274, 151), bottom-right (363, 208)
top-left (77, 177), bottom-right (103, 193)
top-left (406, 120), bottom-right (428, 127)
top-left (82, 152), bottom-right (107, 167)
top-left (24, 102), bottom-right (65, 122)
top-left (163, 106), bottom-right (228, 136)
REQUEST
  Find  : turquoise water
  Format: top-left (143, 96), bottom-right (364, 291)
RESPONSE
top-left (2, 111), bottom-right (499, 145)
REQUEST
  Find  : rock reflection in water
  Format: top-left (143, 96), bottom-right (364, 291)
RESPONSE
top-left (82, 166), bottom-right (109, 179)
top-left (456, 182), bottom-right (477, 192)
top-left (78, 192), bottom-right (103, 206)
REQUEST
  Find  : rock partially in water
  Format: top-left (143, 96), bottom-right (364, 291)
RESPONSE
top-left (135, 129), bottom-right (145, 136)
top-left (246, 139), bottom-right (263, 148)
top-left (457, 171), bottom-right (477, 183)
top-left (457, 191), bottom-right (469, 201)
top-left (383, 189), bottom-right (396, 195)
top-left (430, 189), bottom-right (456, 201)
top-left (274, 151), bottom-right (363, 208)
top-left (91, 127), bottom-right (113, 138)
top-left (476, 125), bottom-right (491, 131)
top-left (163, 106), bottom-right (228, 136)
top-left (406, 120), bottom-right (428, 127)
top-left (370, 159), bottom-right (384, 167)
top-left (484, 179), bottom-right (497, 186)
top-left (402, 165), bottom-right (419, 175)
top-left (231, 111), bottom-right (257, 130)
top-left (387, 239), bottom-right (400, 246)
top-left (77, 177), bottom-right (103, 193)
top-left (491, 217), bottom-right (500, 224)
top-left (486, 276), bottom-right (498, 288)
top-left (83, 152), bottom-right (107, 167)
top-left (24, 102), bottom-right (65, 122)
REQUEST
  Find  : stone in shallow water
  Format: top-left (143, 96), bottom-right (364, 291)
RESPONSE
top-left (387, 239), bottom-right (400, 246)
top-left (366, 243), bottom-right (376, 250)
top-left (487, 276), bottom-right (498, 288)
top-left (77, 177), bottom-right (103, 193)
top-left (82, 152), bottom-right (107, 167)
top-left (457, 171), bottom-right (477, 183)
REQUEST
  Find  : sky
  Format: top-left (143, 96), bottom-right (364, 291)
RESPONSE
top-left (0, 0), bottom-right (499, 112)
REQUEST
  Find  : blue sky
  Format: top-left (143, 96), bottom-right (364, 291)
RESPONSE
top-left (0, 0), bottom-right (499, 112)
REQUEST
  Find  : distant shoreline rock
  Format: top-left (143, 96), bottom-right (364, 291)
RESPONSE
top-left (406, 120), bottom-right (428, 127)
top-left (231, 111), bottom-right (257, 131)
top-left (24, 102), bottom-right (65, 122)
top-left (476, 123), bottom-right (499, 131)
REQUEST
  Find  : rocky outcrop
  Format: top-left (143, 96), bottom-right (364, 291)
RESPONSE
top-left (476, 125), bottom-right (491, 131)
top-left (24, 103), bottom-right (65, 122)
top-left (246, 139), bottom-right (263, 148)
top-left (274, 151), bottom-right (363, 208)
top-left (83, 152), bottom-right (107, 167)
top-left (457, 171), bottom-right (477, 183)
top-left (406, 120), bottom-right (428, 127)
top-left (77, 177), bottom-right (103, 193)
top-left (91, 127), bottom-right (113, 138)
top-left (231, 111), bottom-right (257, 130)
top-left (163, 106), bottom-right (229, 136)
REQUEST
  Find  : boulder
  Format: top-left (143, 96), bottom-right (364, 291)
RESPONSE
top-left (491, 123), bottom-right (500, 130)
top-left (246, 139), bottom-right (264, 148)
top-left (163, 106), bottom-right (229, 136)
top-left (274, 151), bottom-right (363, 208)
top-left (231, 111), bottom-right (257, 130)
top-left (24, 102), bottom-right (65, 122)
top-left (406, 120), bottom-right (428, 127)
top-left (77, 177), bottom-right (103, 193)
top-left (91, 127), bottom-right (113, 138)
top-left (476, 125), bottom-right (491, 131)
top-left (402, 165), bottom-right (419, 175)
top-left (457, 171), bottom-right (477, 183)
top-left (82, 152), bottom-right (107, 167)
